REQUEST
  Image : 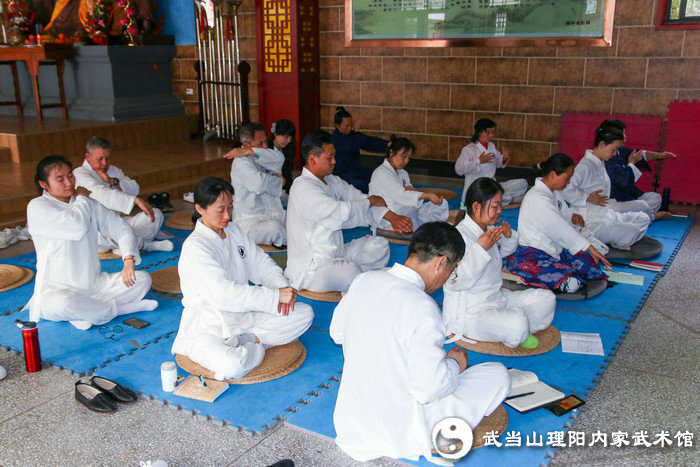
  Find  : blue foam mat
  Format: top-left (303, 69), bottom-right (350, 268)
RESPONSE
top-left (0, 208), bottom-right (693, 465)
top-left (96, 327), bottom-right (344, 433)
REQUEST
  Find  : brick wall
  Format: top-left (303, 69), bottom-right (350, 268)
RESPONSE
top-left (172, 0), bottom-right (699, 167)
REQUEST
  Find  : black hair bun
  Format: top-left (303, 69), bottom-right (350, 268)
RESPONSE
top-left (335, 106), bottom-right (345, 113)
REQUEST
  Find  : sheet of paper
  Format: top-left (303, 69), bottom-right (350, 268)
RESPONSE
top-left (606, 270), bottom-right (644, 286)
top-left (560, 332), bottom-right (604, 356)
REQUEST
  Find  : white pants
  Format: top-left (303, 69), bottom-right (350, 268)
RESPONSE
top-left (380, 200), bottom-right (449, 231)
top-left (423, 362), bottom-right (510, 443)
top-left (301, 236), bottom-right (390, 293)
top-left (38, 270), bottom-right (152, 327)
top-left (185, 303), bottom-right (313, 381)
top-left (464, 288), bottom-right (556, 348)
top-left (237, 217), bottom-right (286, 247)
top-left (583, 208), bottom-right (649, 249)
top-left (610, 192), bottom-right (662, 223)
top-left (501, 179), bottom-right (528, 206)
top-left (99, 208), bottom-right (164, 251)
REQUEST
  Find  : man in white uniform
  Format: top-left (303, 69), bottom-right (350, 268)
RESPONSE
top-left (331, 222), bottom-right (510, 463)
top-left (285, 130), bottom-right (413, 293)
top-left (225, 122), bottom-right (286, 247)
top-left (73, 136), bottom-right (173, 254)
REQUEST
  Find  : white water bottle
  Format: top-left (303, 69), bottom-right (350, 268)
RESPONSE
top-left (160, 361), bottom-right (177, 392)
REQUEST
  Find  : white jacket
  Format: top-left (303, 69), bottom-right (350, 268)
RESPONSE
top-left (24, 192), bottom-right (140, 321)
top-left (517, 179), bottom-right (590, 258)
top-left (455, 141), bottom-right (506, 202)
top-left (171, 220), bottom-right (290, 355)
top-left (230, 148), bottom-right (285, 222)
top-left (73, 159), bottom-right (140, 215)
top-left (285, 168), bottom-right (388, 289)
top-left (442, 214), bottom-right (519, 335)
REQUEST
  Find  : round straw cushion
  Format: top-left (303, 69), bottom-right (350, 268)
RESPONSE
top-left (176, 341), bottom-right (306, 384)
top-left (606, 236), bottom-right (663, 260)
top-left (455, 325), bottom-right (561, 357)
top-left (150, 266), bottom-right (182, 294)
top-left (472, 405), bottom-right (509, 449)
top-left (0, 264), bottom-right (34, 293)
top-left (164, 211), bottom-right (196, 230)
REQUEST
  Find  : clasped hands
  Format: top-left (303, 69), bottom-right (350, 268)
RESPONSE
top-left (476, 221), bottom-right (512, 251)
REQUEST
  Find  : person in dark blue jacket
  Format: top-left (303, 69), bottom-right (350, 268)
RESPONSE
top-left (331, 106), bottom-right (389, 193)
top-left (599, 119), bottom-right (676, 221)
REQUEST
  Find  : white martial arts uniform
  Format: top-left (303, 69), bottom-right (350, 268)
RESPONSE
top-left (561, 151), bottom-right (649, 248)
top-left (24, 192), bottom-right (151, 330)
top-left (330, 264), bottom-right (510, 462)
top-left (73, 159), bottom-right (164, 251)
top-left (443, 215), bottom-right (555, 348)
top-left (230, 147), bottom-right (286, 246)
top-left (369, 159), bottom-right (449, 229)
top-left (455, 141), bottom-right (528, 205)
top-left (519, 179), bottom-right (592, 258)
top-left (286, 167), bottom-right (390, 293)
top-left (171, 220), bottom-right (313, 381)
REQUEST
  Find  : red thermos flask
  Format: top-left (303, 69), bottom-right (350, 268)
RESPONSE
top-left (15, 319), bottom-right (42, 372)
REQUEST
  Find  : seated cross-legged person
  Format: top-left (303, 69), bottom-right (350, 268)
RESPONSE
top-left (25, 156), bottom-right (157, 331)
top-left (171, 177), bottom-right (313, 381)
top-left (456, 118), bottom-right (527, 207)
top-left (72, 136), bottom-right (173, 254)
top-left (443, 178), bottom-right (555, 350)
top-left (506, 153), bottom-right (611, 293)
top-left (285, 130), bottom-right (413, 294)
top-left (561, 127), bottom-right (650, 249)
top-left (224, 122), bottom-right (288, 247)
top-left (599, 119), bottom-right (676, 222)
top-left (369, 135), bottom-right (449, 230)
top-left (330, 222), bottom-right (510, 463)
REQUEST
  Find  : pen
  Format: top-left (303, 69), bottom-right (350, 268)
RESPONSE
top-left (506, 391), bottom-right (534, 400)
top-left (199, 375), bottom-right (208, 389)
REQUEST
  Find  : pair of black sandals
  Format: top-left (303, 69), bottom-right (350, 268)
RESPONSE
top-left (147, 192), bottom-right (174, 213)
top-left (74, 376), bottom-right (138, 413)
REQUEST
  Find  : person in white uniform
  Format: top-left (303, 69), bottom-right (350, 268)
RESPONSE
top-left (25, 156), bottom-right (157, 331)
top-left (72, 136), bottom-right (173, 254)
top-left (285, 130), bottom-right (413, 293)
top-left (171, 177), bottom-right (313, 381)
top-left (599, 119), bottom-right (676, 222)
top-left (330, 222), bottom-right (510, 463)
top-left (444, 177), bottom-right (555, 350)
top-left (224, 122), bottom-right (287, 247)
top-left (561, 127), bottom-right (650, 249)
top-left (456, 118), bottom-right (527, 207)
top-left (369, 135), bottom-right (449, 230)
top-left (507, 153), bottom-right (612, 293)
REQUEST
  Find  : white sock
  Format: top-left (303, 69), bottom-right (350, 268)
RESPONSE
top-left (117, 299), bottom-right (158, 315)
top-left (559, 277), bottom-right (582, 293)
top-left (70, 320), bottom-right (93, 330)
top-left (144, 240), bottom-right (174, 252)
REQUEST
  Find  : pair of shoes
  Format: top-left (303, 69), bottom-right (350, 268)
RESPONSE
top-left (147, 192), bottom-right (174, 213)
top-left (0, 228), bottom-right (18, 249)
top-left (74, 376), bottom-right (138, 413)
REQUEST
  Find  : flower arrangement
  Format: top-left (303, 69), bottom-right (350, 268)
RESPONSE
top-left (84, 0), bottom-right (114, 45)
top-left (6, 0), bottom-right (35, 37)
top-left (117, 0), bottom-right (137, 45)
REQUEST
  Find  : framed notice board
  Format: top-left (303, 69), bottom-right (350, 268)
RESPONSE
top-left (345, 0), bottom-right (616, 47)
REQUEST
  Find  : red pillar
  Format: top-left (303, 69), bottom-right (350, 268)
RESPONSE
top-left (255, 0), bottom-right (320, 168)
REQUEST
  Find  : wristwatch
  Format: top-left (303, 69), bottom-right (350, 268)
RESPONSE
top-left (111, 177), bottom-right (120, 187)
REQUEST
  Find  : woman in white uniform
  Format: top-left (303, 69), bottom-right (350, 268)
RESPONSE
top-left (455, 118), bottom-right (527, 207)
top-left (171, 177), bottom-right (313, 381)
top-left (506, 153), bottom-right (611, 293)
top-left (25, 156), bottom-right (157, 330)
top-left (444, 178), bottom-right (555, 349)
top-left (561, 127), bottom-right (650, 249)
top-left (368, 136), bottom-right (448, 230)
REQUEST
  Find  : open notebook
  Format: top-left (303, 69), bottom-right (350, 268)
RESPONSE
top-left (504, 369), bottom-right (565, 413)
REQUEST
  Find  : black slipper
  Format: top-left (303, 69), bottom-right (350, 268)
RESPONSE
top-left (75, 381), bottom-right (118, 413)
top-left (90, 376), bottom-right (138, 403)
